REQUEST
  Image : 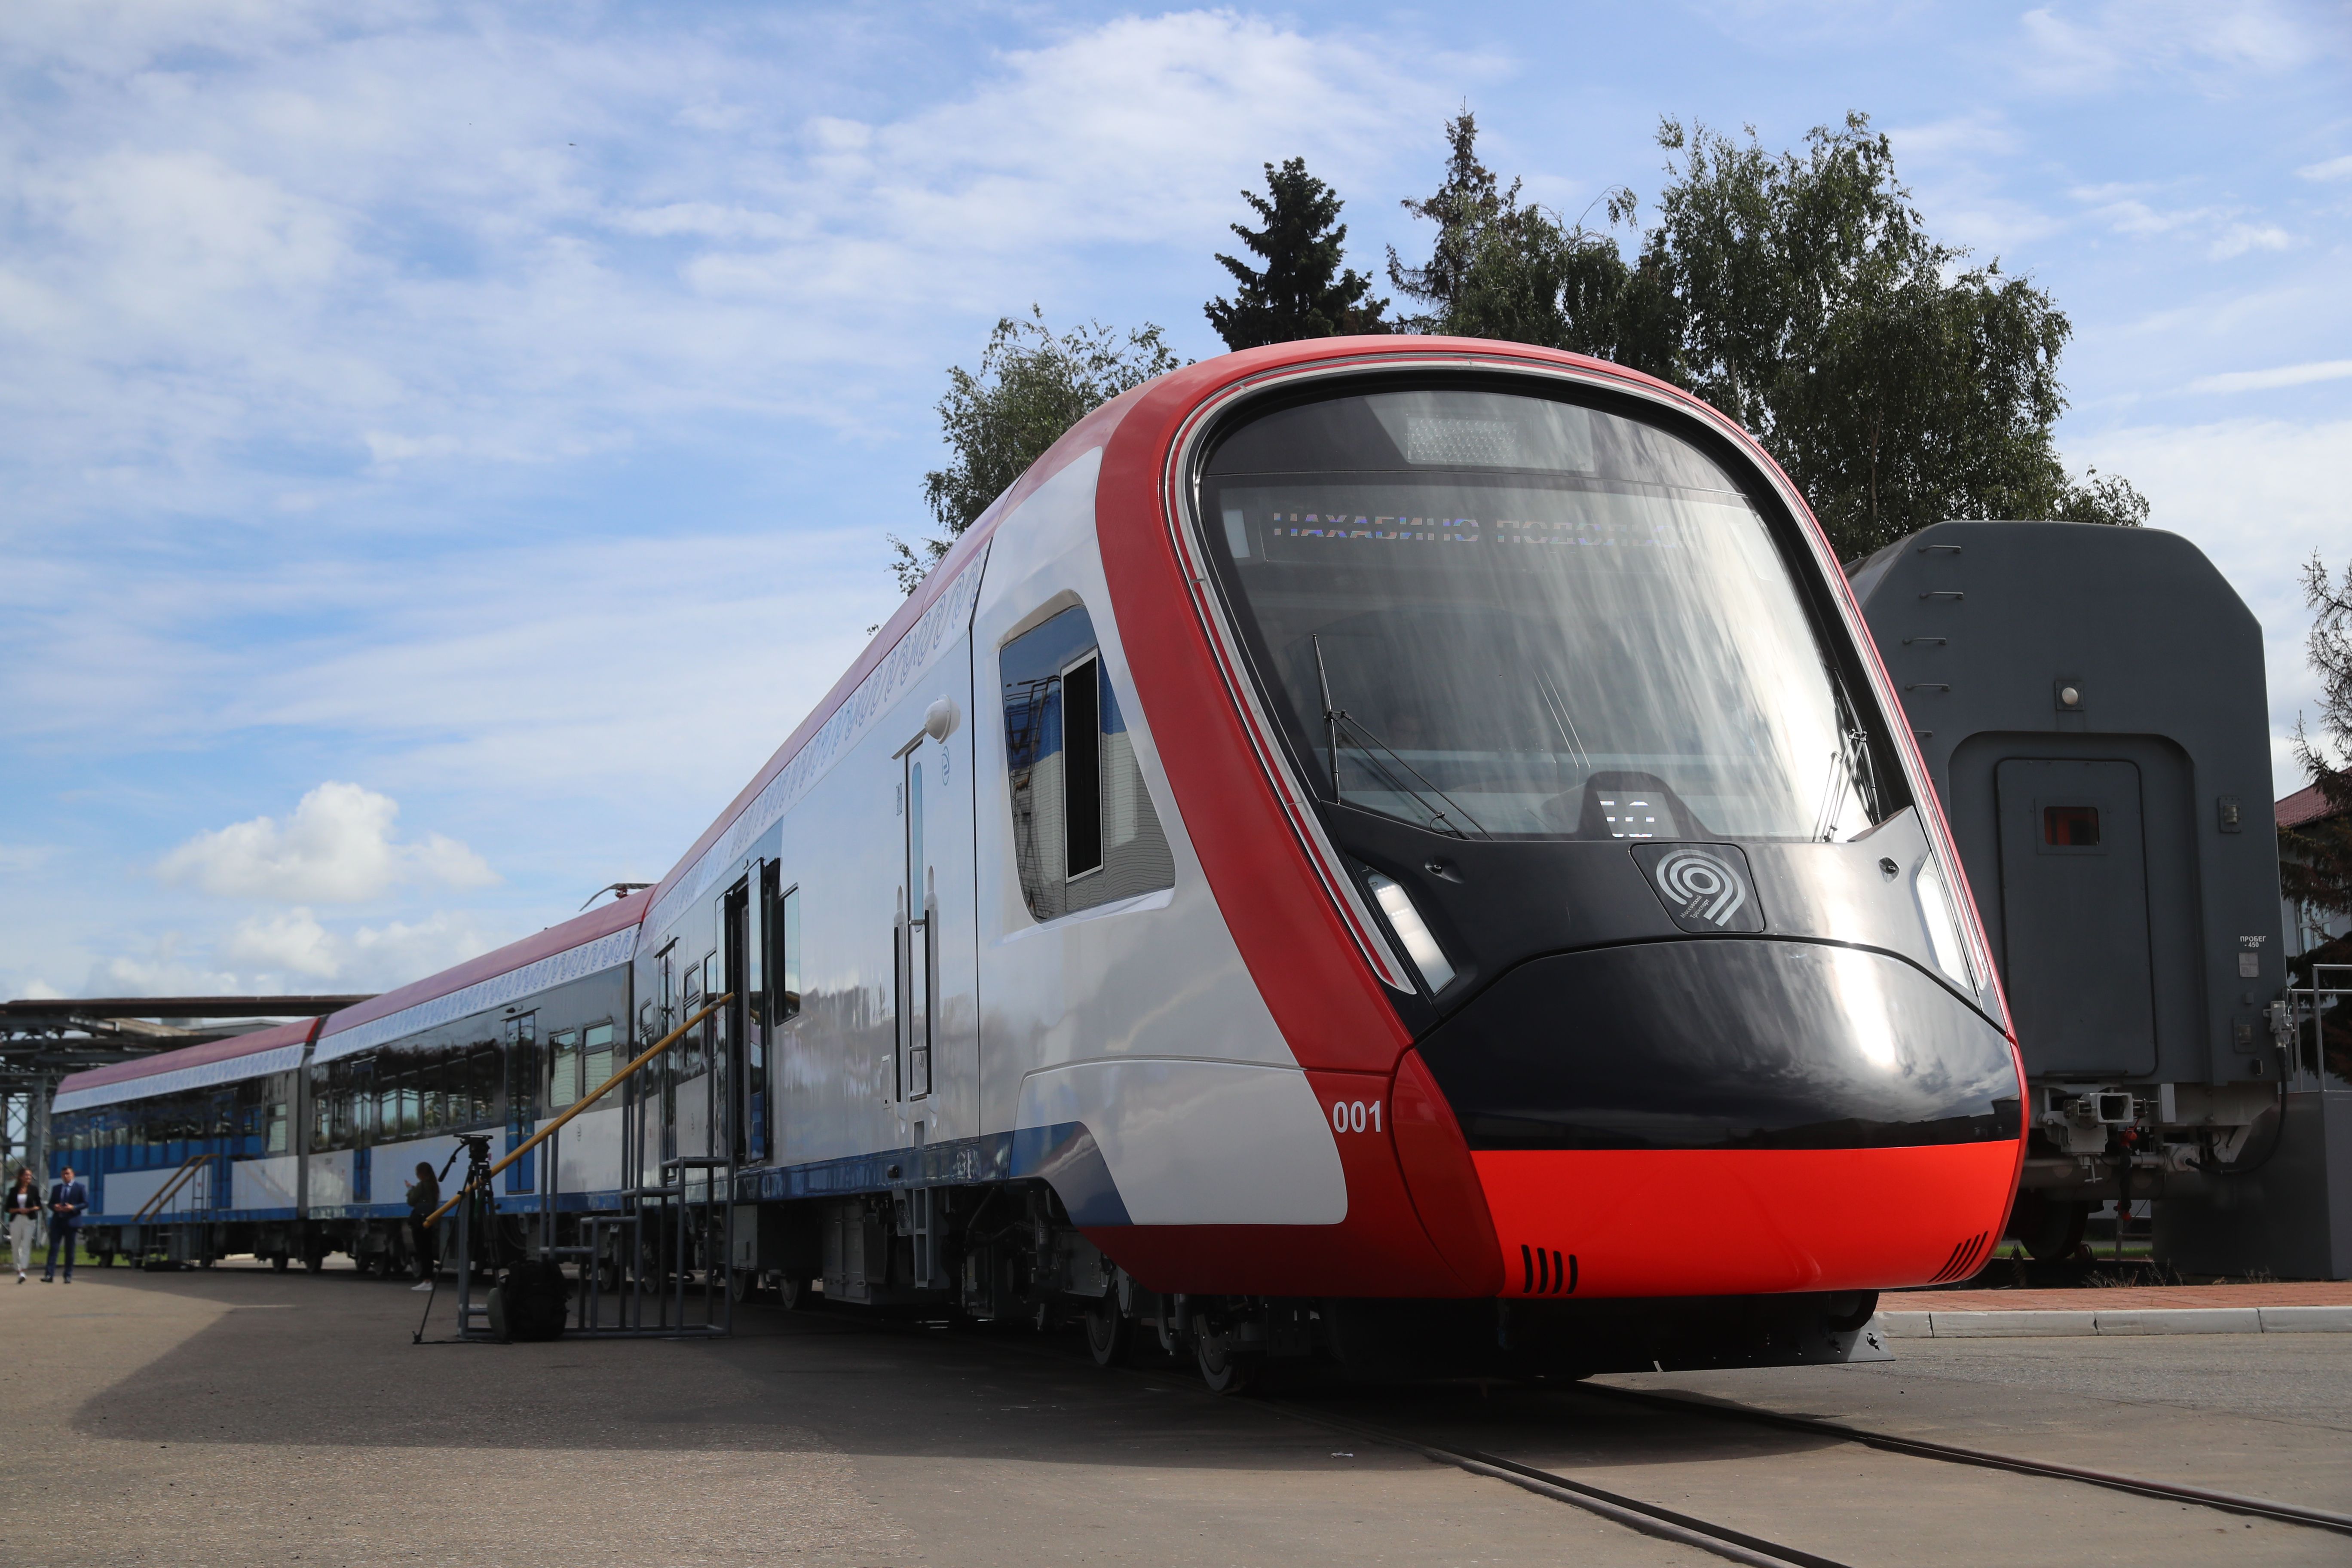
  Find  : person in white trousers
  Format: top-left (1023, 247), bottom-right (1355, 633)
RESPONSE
top-left (5, 1168), bottom-right (41, 1283)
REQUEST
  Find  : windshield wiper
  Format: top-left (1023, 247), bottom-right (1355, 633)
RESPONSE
top-left (1812, 676), bottom-right (1884, 842)
top-left (1311, 634), bottom-right (1488, 839)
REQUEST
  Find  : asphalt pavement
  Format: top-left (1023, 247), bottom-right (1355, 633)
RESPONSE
top-left (3, 1261), bottom-right (2346, 1568)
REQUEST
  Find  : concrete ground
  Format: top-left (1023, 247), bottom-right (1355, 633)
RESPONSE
top-left (2, 1262), bottom-right (2347, 1568)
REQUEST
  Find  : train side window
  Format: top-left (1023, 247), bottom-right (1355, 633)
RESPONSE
top-left (775, 886), bottom-right (802, 1020)
top-left (682, 959), bottom-right (708, 1076)
top-left (471, 1045), bottom-right (499, 1124)
top-left (548, 1029), bottom-right (581, 1108)
top-left (999, 605), bottom-right (1176, 921)
top-left (1063, 652), bottom-right (1104, 878)
top-left (266, 1100), bottom-right (288, 1155)
top-left (582, 1023), bottom-right (615, 1096)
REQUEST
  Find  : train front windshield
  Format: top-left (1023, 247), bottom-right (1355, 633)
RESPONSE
top-left (1199, 387), bottom-right (1889, 843)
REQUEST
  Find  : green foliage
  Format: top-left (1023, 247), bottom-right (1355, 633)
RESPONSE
top-left (896, 309), bottom-right (1181, 593)
top-left (1390, 110), bottom-right (2148, 560)
top-left (1387, 111), bottom-right (1519, 334)
top-left (2283, 552), bottom-right (2352, 928)
top-left (1206, 157), bottom-right (1389, 349)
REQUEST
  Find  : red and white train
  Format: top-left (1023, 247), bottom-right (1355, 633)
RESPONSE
top-left (55, 337), bottom-right (2025, 1384)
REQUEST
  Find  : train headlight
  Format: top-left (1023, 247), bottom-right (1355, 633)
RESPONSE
top-left (1364, 871), bottom-right (1456, 993)
top-left (1913, 857), bottom-right (1975, 991)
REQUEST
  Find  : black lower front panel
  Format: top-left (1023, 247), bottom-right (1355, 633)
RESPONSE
top-left (1417, 939), bottom-right (2019, 1151)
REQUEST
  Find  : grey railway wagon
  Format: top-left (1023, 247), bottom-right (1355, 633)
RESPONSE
top-left (1852, 519), bottom-right (2349, 1279)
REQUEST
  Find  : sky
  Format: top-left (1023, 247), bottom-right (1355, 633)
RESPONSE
top-left (2, 0), bottom-right (2348, 1004)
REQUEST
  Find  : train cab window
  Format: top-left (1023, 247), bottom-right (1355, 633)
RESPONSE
top-left (999, 605), bottom-right (1176, 920)
top-left (1197, 386), bottom-right (1902, 843)
top-left (582, 1023), bottom-right (615, 1098)
top-left (548, 1029), bottom-right (582, 1108)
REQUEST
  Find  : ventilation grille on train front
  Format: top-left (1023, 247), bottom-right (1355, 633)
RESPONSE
top-left (1926, 1231), bottom-right (1991, 1285)
top-left (1519, 1244), bottom-right (1577, 1295)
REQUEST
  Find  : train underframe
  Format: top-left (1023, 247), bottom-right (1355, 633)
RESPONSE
top-left (80, 1178), bottom-right (1890, 1389)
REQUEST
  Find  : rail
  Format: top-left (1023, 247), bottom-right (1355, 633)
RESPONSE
top-left (422, 992), bottom-right (733, 1230)
top-left (133, 1151), bottom-right (212, 1220)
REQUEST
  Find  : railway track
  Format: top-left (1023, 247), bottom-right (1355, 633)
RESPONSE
top-left (821, 1307), bottom-right (2352, 1566)
top-left (1239, 1375), bottom-right (2352, 1568)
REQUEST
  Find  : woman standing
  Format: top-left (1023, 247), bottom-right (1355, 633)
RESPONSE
top-left (6, 1168), bottom-right (41, 1283)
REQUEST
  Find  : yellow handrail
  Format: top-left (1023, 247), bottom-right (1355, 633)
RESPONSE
top-left (423, 992), bottom-right (733, 1230)
top-left (135, 1151), bottom-right (212, 1221)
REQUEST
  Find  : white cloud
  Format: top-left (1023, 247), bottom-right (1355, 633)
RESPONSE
top-left (2300, 153), bottom-right (2352, 181)
top-left (2187, 359), bottom-right (2352, 394)
top-left (86, 937), bottom-right (242, 1000)
top-left (223, 907), bottom-right (341, 978)
top-left (2070, 185), bottom-right (2295, 261)
top-left (156, 781), bottom-right (496, 902)
top-left (340, 912), bottom-right (508, 991)
top-left (2018, 2), bottom-right (2314, 92)
top-left (0, 9), bottom-right (1450, 521)
top-left (223, 905), bottom-right (507, 990)
top-left (2207, 221), bottom-right (2293, 259)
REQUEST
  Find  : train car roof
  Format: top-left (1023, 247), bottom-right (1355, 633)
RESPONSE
top-left (53, 1017), bottom-right (318, 1113)
top-left (311, 888), bottom-right (648, 1066)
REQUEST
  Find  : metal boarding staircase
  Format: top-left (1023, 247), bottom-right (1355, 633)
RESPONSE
top-left (422, 994), bottom-right (735, 1342)
top-left (127, 1150), bottom-right (219, 1266)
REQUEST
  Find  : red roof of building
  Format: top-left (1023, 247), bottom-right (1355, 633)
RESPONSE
top-left (54, 1017), bottom-right (317, 1097)
top-left (2279, 782), bottom-right (2343, 830)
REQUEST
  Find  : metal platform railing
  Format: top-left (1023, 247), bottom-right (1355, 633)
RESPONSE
top-left (423, 994), bottom-right (736, 1342)
top-left (2282, 964), bottom-right (2350, 1096)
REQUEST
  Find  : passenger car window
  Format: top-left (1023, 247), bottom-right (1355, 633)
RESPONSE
top-left (999, 605), bottom-right (1175, 920)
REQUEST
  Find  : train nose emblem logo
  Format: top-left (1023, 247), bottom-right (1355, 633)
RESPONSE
top-left (1631, 842), bottom-right (1765, 933)
top-left (1655, 848), bottom-right (1746, 926)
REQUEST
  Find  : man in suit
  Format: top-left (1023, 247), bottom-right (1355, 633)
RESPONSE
top-left (42, 1167), bottom-right (87, 1284)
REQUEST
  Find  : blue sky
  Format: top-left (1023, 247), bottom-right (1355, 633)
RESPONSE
top-left (3, 0), bottom-right (2348, 1003)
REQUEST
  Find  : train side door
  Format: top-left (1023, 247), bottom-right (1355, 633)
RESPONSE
top-left (722, 874), bottom-right (759, 1164)
top-left (502, 1012), bottom-right (538, 1195)
top-left (895, 747), bottom-right (933, 1106)
top-left (736, 863), bottom-right (776, 1164)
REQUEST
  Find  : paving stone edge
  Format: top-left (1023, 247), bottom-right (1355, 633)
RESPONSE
top-left (1876, 1304), bottom-right (2352, 1338)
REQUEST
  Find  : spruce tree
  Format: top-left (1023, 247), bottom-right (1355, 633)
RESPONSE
top-left (1205, 157), bottom-right (1388, 350)
top-left (1387, 111), bottom-right (1517, 331)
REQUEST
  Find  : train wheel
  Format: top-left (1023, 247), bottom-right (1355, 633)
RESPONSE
top-left (303, 1250), bottom-right (325, 1274)
top-left (777, 1275), bottom-right (816, 1311)
top-left (2011, 1193), bottom-right (2091, 1260)
top-left (1084, 1298), bottom-right (1131, 1368)
top-left (726, 1267), bottom-right (753, 1305)
top-left (1194, 1328), bottom-right (1254, 1396)
top-left (270, 1254), bottom-right (290, 1273)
